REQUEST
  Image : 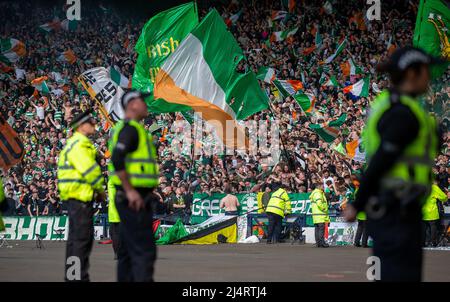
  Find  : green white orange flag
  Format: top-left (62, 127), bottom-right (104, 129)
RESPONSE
top-left (60, 19), bottom-right (78, 31)
top-left (256, 67), bottom-right (276, 83)
top-left (343, 78), bottom-right (369, 97)
top-left (346, 139), bottom-right (366, 162)
top-left (270, 27), bottom-right (298, 42)
top-left (0, 38), bottom-right (26, 64)
top-left (272, 79), bottom-right (303, 98)
top-left (282, 0), bottom-right (296, 13)
top-left (133, 2), bottom-right (199, 113)
top-left (323, 75), bottom-right (339, 88)
top-left (154, 9), bottom-right (269, 148)
top-left (39, 20), bottom-right (61, 32)
top-left (323, 38), bottom-right (347, 64)
top-left (57, 49), bottom-right (77, 64)
top-left (309, 114), bottom-right (347, 143)
top-left (31, 76), bottom-right (50, 94)
top-left (110, 65), bottom-right (131, 88)
top-left (340, 58), bottom-right (362, 77)
top-left (294, 93), bottom-right (316, 115)
top-left (271, 10), bottom-right (288, 21)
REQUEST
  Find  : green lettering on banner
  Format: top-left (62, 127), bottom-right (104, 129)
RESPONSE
top-left (192, 192), bottom-right (311, 223)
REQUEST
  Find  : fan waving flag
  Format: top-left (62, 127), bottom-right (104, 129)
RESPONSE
top-left (0, 38), bottom-right (26, 64)
top-left (413, 0), bottom-right (449, 78)
top-left (343, 78), bottom-right (369, 97)
top-left (256, 67), bottom-right (276, 83)
top-left (271, 10), bottom-right (288, 21)
top-left (323, 38), bottom-right (347, 64)
top-left (133, 2), bottom-right (199, 113)
top-left (273, 79), bottom-right (303, 98)
top-left (57, 49), bottom-right (77, 64)
top-left (294, 93), bottom-right (316, 115)
top-left (154, 9), bottom-right (269, 149)
top-left (0, 115), bottom-right (24, 170)
top-left (346, 139), bottom-right (366, 162)
top-left (270, 27), bottom-right (298, 42)
top-left (309, 114), bottom-right (347, 143)
top-left (31, 76), bottom-right (50, 94)
top-left (110, 65), bottom-right (131, 88)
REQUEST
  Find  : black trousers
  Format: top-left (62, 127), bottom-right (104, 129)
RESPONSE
top-left (109, 222), bottom-right (121, 256)
top-left (314, 223), bottom-right (325, 246)
top-left (367, 194), bottom-right (423, 282)
top-left (267, 213), bottom-right (283, 243)
top-left (65, 199), bottom-right (94, 282)
top-left (354, 219), bottom-right (369, 246)
top-left (423, 219), bottom-right (440, 246)
top-left (115, 191), bottom-right (157, 282)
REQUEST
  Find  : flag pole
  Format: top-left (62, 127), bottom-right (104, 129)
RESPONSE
top-left (263, 87), bottom-right (296, 188)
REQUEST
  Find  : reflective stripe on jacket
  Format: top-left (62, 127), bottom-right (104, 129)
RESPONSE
top-left (266, 188), bottom-right (292, 218)
top-left (57, 132), bottom-right (104, 202)
top-left (310, 188), bottom-right (329, 224)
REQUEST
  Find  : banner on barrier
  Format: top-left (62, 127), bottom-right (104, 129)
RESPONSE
top-left (192, 193), bottom-right (311, 218)
top-left (2, 216), bottom-right (68, 240)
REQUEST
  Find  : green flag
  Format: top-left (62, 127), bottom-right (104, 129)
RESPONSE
top-left (133, 2), bottom-right (199, 113)
top-left (413, 0), bottom-right (449, 78)
top-left (309, 114), bottom-right (347, 143)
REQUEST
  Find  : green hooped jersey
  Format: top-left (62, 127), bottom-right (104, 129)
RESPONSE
top-left (364, 90), bottom-right (438, 191)
top-left (108, 120), bottom-right (159, 188)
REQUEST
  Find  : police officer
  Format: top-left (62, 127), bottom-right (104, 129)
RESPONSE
top-left (422, 183), bottom-right (447, 247)
top-left (354, 210), bottom-right (368, 248)
top-left (107, 177), bottom-right (120, 259)
top-left (344, 47), bottom-right (443, 281)
top-left (57, 110), bottom-right (105, 282)
top-left (310, 182), bottom-right (330, 248)
top-left (108, 90), bottom-right (159, 282)
top-left (265, 182), bottom-right (291, 243)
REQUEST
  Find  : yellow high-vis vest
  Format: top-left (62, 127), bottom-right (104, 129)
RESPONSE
top-left (310, 188), bottom-right (330, 224)
top-left (266, 188), bottom-right (292, 218)
top-left (107, 177), bottom-right (120, 223)
top-left (57, 131), bottom-right (104, 202)
top-left (108, 120), bottom-right (159, 189)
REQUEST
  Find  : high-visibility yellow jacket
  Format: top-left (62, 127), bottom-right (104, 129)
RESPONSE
top-left (422, 184), bottom-right (447, 221)
top-left (310, 188), bottom-right (330, 224)
top-left (108, 120), bottom-right (159, 188)
top-left (266, 188), bottom-right (292, 218)
top-left (0, 178), bottom-right (5, 231)
top-left (107, 177), bottom-right (120, 223)
top-left (57, 131), bottom-right (104, 202)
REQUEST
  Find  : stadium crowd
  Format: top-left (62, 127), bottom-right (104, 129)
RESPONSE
top-left (0, 0), bottom-right (448, 218)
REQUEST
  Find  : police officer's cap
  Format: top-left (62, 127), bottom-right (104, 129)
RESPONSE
top-left (70, 110), bottom-right (95, 129)
top-left (377, 46), bottom-right (446, 74)
top-left (121, 89), bottom-right (151, 109)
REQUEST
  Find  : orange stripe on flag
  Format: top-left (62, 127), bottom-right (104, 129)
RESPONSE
top-left (154, 70), bottom-right (248, 149)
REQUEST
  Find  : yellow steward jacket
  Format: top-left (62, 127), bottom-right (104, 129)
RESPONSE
top-left (266, 188), bottom-right (292, 218)
top-left (57, 131), bottom-right (104, 202)
top-left (422, 184), bottom-right (447, 221)
top-left (310, 188), bottom-right (330, 224)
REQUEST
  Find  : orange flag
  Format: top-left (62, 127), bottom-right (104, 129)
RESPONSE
top-left (0, 115), bottom-right (24, 170)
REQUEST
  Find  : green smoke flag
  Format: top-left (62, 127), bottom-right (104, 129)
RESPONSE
top-left (133, 2), bottom-right (199, 113)
top-left (309, 114), bottom-right (347, 143)
top-left (413, 0), bottom-right (449, 78)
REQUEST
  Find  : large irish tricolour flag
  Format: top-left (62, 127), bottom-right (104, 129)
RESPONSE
top-left (154, 9), bottom-right (269, 149)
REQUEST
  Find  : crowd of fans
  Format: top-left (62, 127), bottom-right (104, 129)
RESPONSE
top-left (0, 0), bottom-right (448, 218)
